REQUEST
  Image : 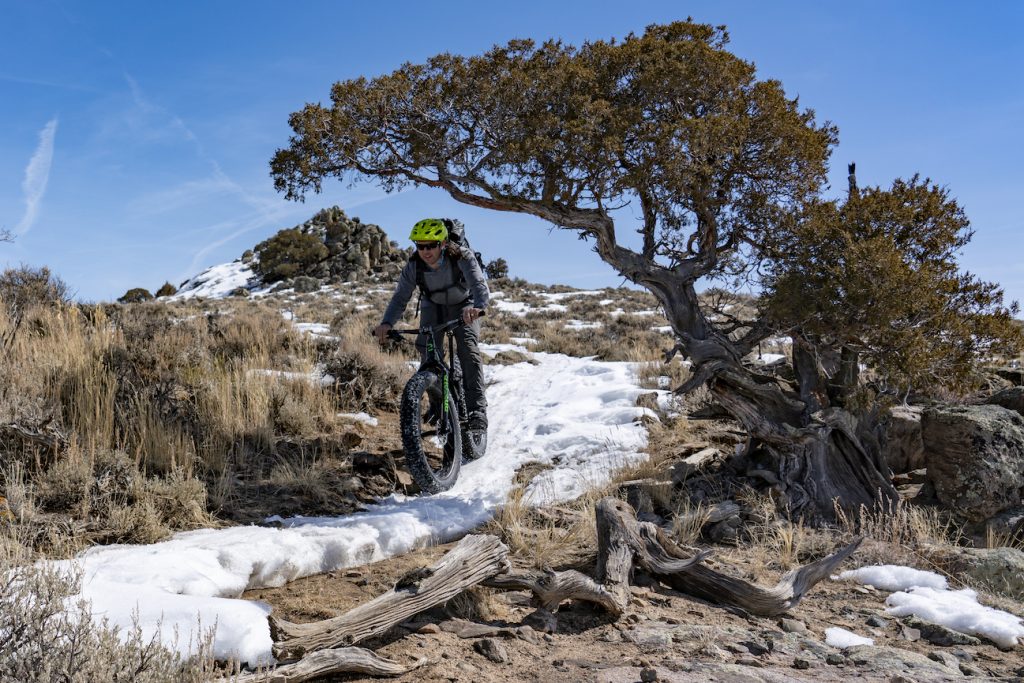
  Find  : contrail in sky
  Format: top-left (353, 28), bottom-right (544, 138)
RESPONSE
top-left (16, 117), bottom-right (59, 235)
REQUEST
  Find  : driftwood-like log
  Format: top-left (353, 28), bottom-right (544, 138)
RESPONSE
top-left (594, 496), bottom-right (860, 617)
top-left (235, 648), bottom-right (427, 682)
top-left (270, 534), bottom-right (509, 660)
top-left (483, 568), bottom-right (624, 616)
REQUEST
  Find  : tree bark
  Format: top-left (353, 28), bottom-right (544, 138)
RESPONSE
top-left (270, 534), bottom-right (509, 660)
top-left (234, 648), bottom-right (427, 682)
top-left (594, 497), bottom-right (861, 616)
top-left (483, 568), bottom-right (624, 616)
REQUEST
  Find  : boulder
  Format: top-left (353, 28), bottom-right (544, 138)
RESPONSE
top-left (986, 386), bottom-right (1024, 418)
top-left (942, 546), bottom-right (1024, 600)
top-left (879, 405), bottom-right (925, 474)
top-left (922, 404), bottom-right (1024, 521)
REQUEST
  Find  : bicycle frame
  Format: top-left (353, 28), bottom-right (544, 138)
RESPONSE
top-left (388, 318), bottom-right (466, 433)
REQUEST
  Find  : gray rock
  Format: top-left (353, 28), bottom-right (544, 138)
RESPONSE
top-left (865, 615), bottom-right (890, 628)
top-left (623, 624), bottom-right (674, 647)
top-left (881, 405), bottom-right (926, 473)
top-left (779, 618), bottom-right (808, 634)
top-left (639, 667), bottom-right (658, 682)
top-left (928, 650), bottom-right (962, 670)
top-left (844, 645), bottom-right (965, 680)
top-left (473, 637), bottom-right (509, 664)
top-left (987, 386), bottom-right (1024, 418)
top-left (944, 546), bottom-right (1024, 600)
top-left (905, 617), bottom-right (982, 647)
top-left (922, 404), bottom-right (1024, 521)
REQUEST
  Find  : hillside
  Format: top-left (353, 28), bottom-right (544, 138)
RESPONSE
top-left (2, 213), bottom-right (1024, 682)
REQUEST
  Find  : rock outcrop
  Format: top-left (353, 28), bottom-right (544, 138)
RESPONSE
top-left (987, 386), bottom-right (1024, 418)
top-left (922, 404), bottom-right (1024, 521)
top-left (259, 206), bottom-right (409, 288)
top-left (879, 405), bottom-right (925, 474)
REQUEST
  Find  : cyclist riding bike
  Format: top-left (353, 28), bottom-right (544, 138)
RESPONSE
top-left (374, 218), bottom-right (490, 455)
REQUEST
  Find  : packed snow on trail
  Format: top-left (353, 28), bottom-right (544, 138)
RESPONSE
top-left (54, 342), bottom-right (660, 665)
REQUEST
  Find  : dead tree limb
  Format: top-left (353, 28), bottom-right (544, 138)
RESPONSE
top-left (594, 496), bottom-right (860, 617)
top-left (483, 568), bottom-right (624, 616)
top-left (270, 534), bottom-right (509, 660)
top-left (235, 648), bottom-right (427, 682)
top-left (645, 522), bottom-right (862, 616)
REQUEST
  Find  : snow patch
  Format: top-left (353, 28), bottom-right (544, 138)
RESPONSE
top-left (824, 627), bottom-right (874, 648)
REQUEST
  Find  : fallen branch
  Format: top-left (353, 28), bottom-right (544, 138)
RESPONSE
top-left (235, 648), bottom-right (427, 682)
top-left (594, 496), bottom-right (860, 617)
top-left (483, 568), bottom-right (624, 616)
top-left (270, 534), bottom-right (509, 660)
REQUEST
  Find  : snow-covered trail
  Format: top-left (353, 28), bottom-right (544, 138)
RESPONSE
top-left (58, 345), bottom-right (658, 665)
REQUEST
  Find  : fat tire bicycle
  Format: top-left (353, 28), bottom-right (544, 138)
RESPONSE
top-left (384, 315), bottom-right (484, 493)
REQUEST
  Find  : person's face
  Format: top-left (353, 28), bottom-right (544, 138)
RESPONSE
top-left (415, 240), bottom-right (443, 267)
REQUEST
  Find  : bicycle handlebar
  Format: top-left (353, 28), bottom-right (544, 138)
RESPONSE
top-left (376, 312), bottom-right (486, 342)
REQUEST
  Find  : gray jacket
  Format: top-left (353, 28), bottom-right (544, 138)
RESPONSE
top-left (381, 245), bottom-right (489, 326)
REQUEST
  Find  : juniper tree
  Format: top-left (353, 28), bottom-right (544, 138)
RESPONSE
top-left (270, 21), bottom-right (1021, 520)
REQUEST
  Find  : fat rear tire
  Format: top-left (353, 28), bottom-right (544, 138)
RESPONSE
top-left (400, 370), bottom-right (461, 493)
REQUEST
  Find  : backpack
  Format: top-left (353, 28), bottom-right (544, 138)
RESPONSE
top-left (441, 218), bottom-right (486, 274)
top-left (412, 218), bottom-right (486, 301)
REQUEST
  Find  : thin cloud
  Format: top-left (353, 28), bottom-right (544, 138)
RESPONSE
top-left (16, 117), bottom-right (59, 236)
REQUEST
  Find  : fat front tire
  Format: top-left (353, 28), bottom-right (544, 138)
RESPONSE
top-left (400, 370), bottom-right (461, 493)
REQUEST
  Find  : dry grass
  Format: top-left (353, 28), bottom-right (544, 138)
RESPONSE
top-left (484, 478), bottom-right (600, 570)
top-left (0, 290), bottom-right (391, 550)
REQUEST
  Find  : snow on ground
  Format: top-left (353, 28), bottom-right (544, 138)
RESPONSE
top-left (56, 344), bottom-right (659, 665)
top-left (536, 289), bottom-right (605, 302)
top-left (837, 565), bottom-right (1024, 648)
top-left (336, 412), bottom-right (379, 426)
top-left (565, 319), bottom-right (602, 330)
top-left (491, 298), bottom-right (567, 316)
top-left (170, 260), bottom-right (260, 300)
top-left (824, 627), bottom-right (874, 648)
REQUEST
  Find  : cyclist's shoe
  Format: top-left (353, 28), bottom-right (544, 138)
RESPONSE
top-left (466, 429), bottom-right (487, 458)
top-left (464, 413), bottom-right (488, 459)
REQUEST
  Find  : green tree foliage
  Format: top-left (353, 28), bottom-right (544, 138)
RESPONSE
top-left (763, 174), bottom-right (1022, 397)
top-left (253, 228), bottom-right (328, 282)
top-left (118, 288), bottom-right (154, 304)
top-left (485, 257), bottom-right (509, 280)
top-left (155, 281), bottom-right (178, 298)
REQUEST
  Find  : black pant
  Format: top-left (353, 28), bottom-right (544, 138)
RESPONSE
top-left (416, 303), bottom-right (487, 427)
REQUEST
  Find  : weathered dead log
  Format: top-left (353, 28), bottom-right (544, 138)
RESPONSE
top-left (482, 568), bottom-right (624, 616)
top-left (437, 618), bottom-right (539, 643)
top-left (234, 648), bottom-right (427, 682)
top-left (594, 496), bottom-right (861, 617)
top-left (270, 534), bottom-right (509, 660)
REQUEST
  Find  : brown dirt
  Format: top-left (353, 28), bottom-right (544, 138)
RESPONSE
top-left (245, 538), bottom-right (1024, 682)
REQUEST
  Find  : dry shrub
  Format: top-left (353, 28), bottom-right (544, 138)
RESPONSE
top-left (729, 488), bottom-right (842, 574)
top-left (444, 586), bottom-right (494, 621)
top-left (30, 448), bottom-right (212, 551)
top-left (0, 547), bottom-right (216, 682)
top-left (0, 264), bottom-right (71, 319)
top-left (835, 498), bottom-right (964, 566)
top-left (485, 482), bottom-right (598, 570)
top-left (323, 312), bottom-right (413, 412)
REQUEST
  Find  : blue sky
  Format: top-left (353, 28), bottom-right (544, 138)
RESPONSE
top-left (2, 1), bottom-right (1022, 306)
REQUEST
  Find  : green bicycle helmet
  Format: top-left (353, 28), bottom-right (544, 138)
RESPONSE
top-left (410, 218), bottom-right (448, 242)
